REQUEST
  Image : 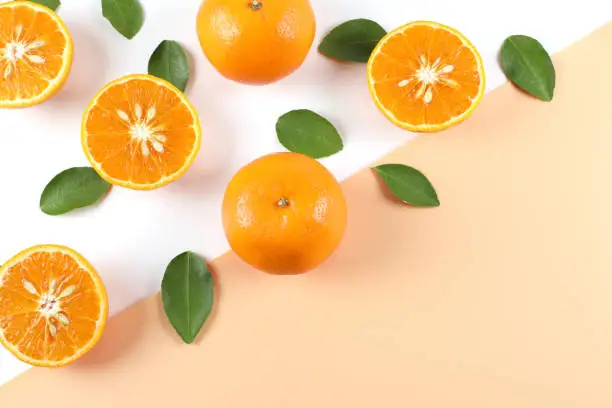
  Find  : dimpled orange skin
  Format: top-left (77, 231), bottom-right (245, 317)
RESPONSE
top-left (196, 0), bottom-right (316, 85)
top-left (222, 152), bottom-right (347, 275)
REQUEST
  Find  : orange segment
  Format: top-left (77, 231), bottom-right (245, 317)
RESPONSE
top-left (0, 1), bottom-right (73, 108)
top-left (82, 74), bottom-right (202, 190)
top-left (0, 245), bottom-right (108, 367)
top-left (367, 21), bottom-right (486, 132)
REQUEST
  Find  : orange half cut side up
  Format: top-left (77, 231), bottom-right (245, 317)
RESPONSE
top-left (82, 74), bottom-right (202, 190)
top-left (0, 1), bottom-right (73, 108)
top-left (0, 245), bottom-right (108, 367)
top-left (367, 21), bottom-right (486, 133)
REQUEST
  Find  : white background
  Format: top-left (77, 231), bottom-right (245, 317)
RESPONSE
top-left (0, 0), bottom-right (610, 387)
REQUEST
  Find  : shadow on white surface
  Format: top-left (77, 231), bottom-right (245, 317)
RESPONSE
top-left (40, 22), bottom-right (110, 115)
top-left (0, 0), bottom-right (611, 387)
top-left (166, 67), bottom-right (240, 198)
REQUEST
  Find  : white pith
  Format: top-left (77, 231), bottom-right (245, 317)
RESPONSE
top-left (397, 55), bottom-right (458, 104)
top-left (117, 104), bottom-right (168, 157)
top-left (1, 24), bottom-right (46, 79)
top-left (22, 278), bottom-right (77, 339)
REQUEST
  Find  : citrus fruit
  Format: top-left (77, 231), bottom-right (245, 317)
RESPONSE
top-left (0, 1), bottom-right (73, 108)
top-left (0, 245), bottom-right (108, 367)
top-left (82, 74), bottom-right (202, 190)
top-left (222, 152), bottom-right (347, 275)
top-left (367, 21), bottom-right (486, 133)
top-left (196, 0), bottom-right (316, 85)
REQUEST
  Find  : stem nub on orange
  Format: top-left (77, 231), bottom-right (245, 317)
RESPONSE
top-left (222, 152), bottom-right (347, 275)
top-left (196, 0), bottom-right (316, 85)
top-left (367, 21), bottom-right (486, 133)
top-left (0, 245), bottom-right (108, 367)
top-left (0, 1), bottom-right (73, 109)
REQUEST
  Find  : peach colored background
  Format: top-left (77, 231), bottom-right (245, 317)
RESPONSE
top-left (2, 23), bottom-right (612, 408)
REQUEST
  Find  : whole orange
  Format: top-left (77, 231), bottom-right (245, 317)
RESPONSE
top-left (196, 0), bottom-right (316, 85)
top-left (222, 152), bottom-right (347, 275)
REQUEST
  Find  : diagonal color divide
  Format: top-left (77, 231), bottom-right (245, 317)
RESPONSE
top-left (2, 22), bottom-right (612, 408)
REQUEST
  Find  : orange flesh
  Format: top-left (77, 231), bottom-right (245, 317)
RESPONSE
top-left (368, 22), bottom-right (484, 130)
top-left (83, 76), bottom-right (200, 188)
top-left (0, 2), bottom-right (71, 106)
top-left (0, 248), bottom-right (106, 366)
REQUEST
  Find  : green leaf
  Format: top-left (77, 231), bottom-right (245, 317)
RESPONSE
top-left (276, 109), bottom-right (343, 159)
top-left (40, 167), bottom-right (112, 216)
top-left (102, 0), bottom-right (144, 40)
top-left (500, 35), bottom-right (556, 101)
top-left (161, 251), bottom-right (214, 344)
top-left (148, 40), bottom-right (190, 93)
top-left (28, 0), bottom-right (60, 11)
top-left (373, 164), bottom-right (440, 207)
top-left (318, 19), bottom-right (387, 63)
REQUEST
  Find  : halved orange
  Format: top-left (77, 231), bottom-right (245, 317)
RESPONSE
top-left (0, 245), bottom-right (108, 367)
top-left (0, 1), bottom-right (73, 109)
top-left (82, 74), bottom-right (202, 190)
top-left (367, 21), bottom-right (486, 133)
